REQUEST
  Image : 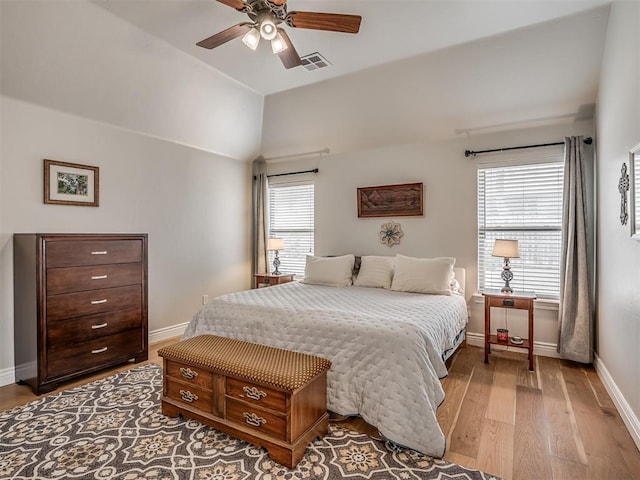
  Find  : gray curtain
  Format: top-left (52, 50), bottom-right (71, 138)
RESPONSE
top-left (252, 157), bottom-right (269, 278)
top-left (557, 136), bottom-right (593, 363)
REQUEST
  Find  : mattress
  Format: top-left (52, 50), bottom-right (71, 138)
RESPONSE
top-left (182, 281), bottom-right (468, 457)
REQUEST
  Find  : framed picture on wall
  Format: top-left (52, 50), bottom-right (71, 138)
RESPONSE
top-left (357, 182), bottom-right (423, 218)
top-left (44, 159), bottom-right (99, 207)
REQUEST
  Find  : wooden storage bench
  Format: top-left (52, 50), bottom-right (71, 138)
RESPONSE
top-left (158, 335), bottom-right (331, 468)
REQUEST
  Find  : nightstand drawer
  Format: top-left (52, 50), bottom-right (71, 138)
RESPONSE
top-left (487, 296), bottom-right (532, 309)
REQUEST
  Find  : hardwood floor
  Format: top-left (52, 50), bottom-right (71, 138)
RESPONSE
top-left (1, 340), bottom-right (639, 479)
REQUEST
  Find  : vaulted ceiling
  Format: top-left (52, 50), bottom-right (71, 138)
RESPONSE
top-left (92, 0), bottom-right (611, 96)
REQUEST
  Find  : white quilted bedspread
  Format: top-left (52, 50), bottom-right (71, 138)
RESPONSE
top-left (182, 282), bottom-right (468, 457)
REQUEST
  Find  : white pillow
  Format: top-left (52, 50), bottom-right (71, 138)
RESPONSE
top-left (302, 254), bottom-right (355, 287)
top-left (354, 256), bottom-right (394, 289)
top-left (390, 255), bottom-right (456, 295)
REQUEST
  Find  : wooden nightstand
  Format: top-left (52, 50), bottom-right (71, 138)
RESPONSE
top-left (482, 289), bottom-right (537, 371)
top-left (254, 273), bottom-right (295, 288)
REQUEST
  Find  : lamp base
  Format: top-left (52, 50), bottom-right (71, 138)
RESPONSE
top-left (501, 257), bottom-right (514, 294)
top-left (272, 251), bottom-right (281, 276)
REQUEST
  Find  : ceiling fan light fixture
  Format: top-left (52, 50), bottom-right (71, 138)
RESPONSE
top-left (259, 14), bottom-right (277, 40)
top-left (271, 31), bottom-right (288, 54)
top-left (242, 27), bottom-right (260, 51)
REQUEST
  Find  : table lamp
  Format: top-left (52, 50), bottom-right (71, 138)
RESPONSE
top-left (492, 239), bottom-right (519, 293)
top-left (267, 238), bottom-right (284, 275)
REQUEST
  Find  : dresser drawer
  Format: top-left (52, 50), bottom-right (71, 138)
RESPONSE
top-left (47, 285), bottom-right (142, 322)
top-left (165, 361), bottom-right (213, 390)
top-left (226, 398), bottom-right (287, 441)
top-left (47, 307), bottom-right (142, 347)
top-left (47, 330), bottom-right (143, 378)
top-left (46, 239), bottom-right (143, 268)
top-left (226, 377), bottom-right (287, 413)
top-left (166, 379), bottom-right (213, 413)
top-left (47, 263), bottom-right (142, 295)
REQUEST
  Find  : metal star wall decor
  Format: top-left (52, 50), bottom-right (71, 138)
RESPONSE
top-left (379, 221), bottom-right (403, 247)
top-left (619, 162), bottom-right (630, 225)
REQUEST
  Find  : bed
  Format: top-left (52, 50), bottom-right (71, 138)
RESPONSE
top-left (182, 256), bottom-right (468, 458)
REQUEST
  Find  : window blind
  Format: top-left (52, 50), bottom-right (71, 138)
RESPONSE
top-left (478, 161), bottom-right (564, 299)
top-left (268, 182), bottom-right (314, 276)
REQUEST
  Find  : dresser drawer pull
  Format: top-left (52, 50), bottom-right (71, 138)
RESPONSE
top-left (243, 386), bottom-right (267, 400)
top-left (91, 299), bottom-right (108, 305)
top-left (91, 275), bottom-right (108, 280)
top-left (91, 251), bottom-right (108, 255)
top-left (91, 322), bottom-right (108, 329)
top-left (180, 367), bottom-right (198, 380)
top-left (91, 347), bottom-right (108, 354)
top-left (243, 412), bottom-right (267, 427)
top-left (179, 390), bottom-right (198, 403)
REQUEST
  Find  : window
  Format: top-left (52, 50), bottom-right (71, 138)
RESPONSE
top-left (478, 155), bottom-right (564, 299)
top-left (268, 181), bottom-right (314, 276)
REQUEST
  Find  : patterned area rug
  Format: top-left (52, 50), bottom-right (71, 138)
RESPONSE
top-left (0, 364), bottom-right (499, 479)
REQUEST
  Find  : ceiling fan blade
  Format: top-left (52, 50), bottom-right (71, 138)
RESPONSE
top-left (196, 23), bottom-right (252, 49)
top-left (215, 0), bottom-right (247, 11)
top-left (286, 11), bottom-right (361, 34)
top-left (276, 29), bottom-right (302, 69)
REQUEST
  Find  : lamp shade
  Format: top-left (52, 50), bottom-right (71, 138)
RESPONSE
top-left (267, 238), bottom-right (284, 251)
top-left (492, 239), bottom-right (520, 258)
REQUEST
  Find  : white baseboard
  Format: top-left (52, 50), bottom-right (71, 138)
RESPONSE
top-left (465, 331), bottom-right (560, 358)
top-left (148, 322), bottom-right (189, 345)
top-left (0, 366), bottom-right (15, 387)
top-left (0, 322), bottom-right (190, 388)
top-left (593, 353), bottom-right (640, 451)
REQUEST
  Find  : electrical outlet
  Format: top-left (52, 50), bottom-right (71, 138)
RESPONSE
top-left (202, 294), bottom-right (208, 305)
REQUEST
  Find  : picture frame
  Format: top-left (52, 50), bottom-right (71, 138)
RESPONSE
top-left (44, 159), bottom-right (99, 207)
top-left (357, 182), bottom-right (423, 218)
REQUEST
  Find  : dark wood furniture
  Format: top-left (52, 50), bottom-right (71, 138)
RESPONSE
top-left (483, 289), bottom-right (537, 371)
top-left (13, 233), bottom-right (148, 394)
top-left (159, 335), bottom-right (331, 468)
top-left (254, 273), bottom-right (295, 288)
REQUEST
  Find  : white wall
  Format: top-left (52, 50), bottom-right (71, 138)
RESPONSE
top-left (0, 0), bottom-right (263, 385)
top-left (266, 121), bottom-right (593, 349)
top-left (0, 97), bottom-right (253, 382)
top-left (595, 1), bottom-right (640, 445)
top-left (0, 0), bottom-right (263, 160)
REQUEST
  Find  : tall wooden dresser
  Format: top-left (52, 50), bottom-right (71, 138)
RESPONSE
top-left (13, 233), bottom-right (148, 394)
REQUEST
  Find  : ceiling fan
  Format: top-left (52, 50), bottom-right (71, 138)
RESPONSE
top-left (196, 0), bottom-right (362, 69)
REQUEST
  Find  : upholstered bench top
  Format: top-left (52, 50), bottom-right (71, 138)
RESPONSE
top-left (158, 335), bottom-right (331, 392)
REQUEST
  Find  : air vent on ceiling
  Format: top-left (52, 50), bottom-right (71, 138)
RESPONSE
top-left (300, 52), bottom-right (331, 72)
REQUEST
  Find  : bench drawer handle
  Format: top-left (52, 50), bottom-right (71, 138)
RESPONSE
top-left (243, 386), bottom-right (267, 400)
top-left (180, 367), bottom-right (198, 380)
top-left (243, 412), bottom-right (267, 427)
top-left (91, 347), bottom-right (108, 354)
top-left (179, 390), bottom-right (198, 403)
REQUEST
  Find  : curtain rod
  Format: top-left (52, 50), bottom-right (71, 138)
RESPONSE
top-left (465, 136), bottom-right (592, 158)
top-left (267, 168), bottom-right (319, 178)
